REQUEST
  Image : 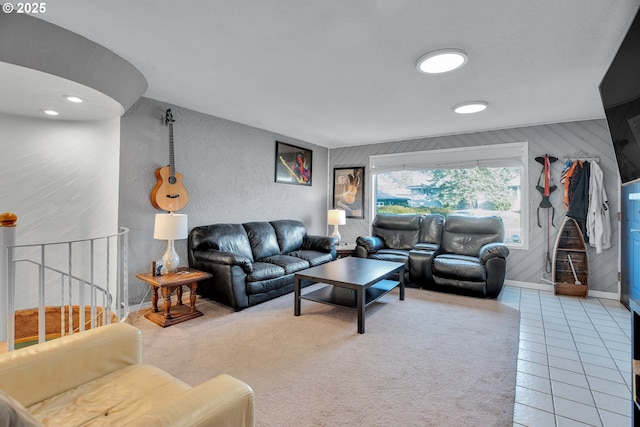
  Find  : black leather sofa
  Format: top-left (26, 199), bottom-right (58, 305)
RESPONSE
top-left (188, 219), bottom-right (337, 311)
top-left (355, 214), bottom-right (509, 298)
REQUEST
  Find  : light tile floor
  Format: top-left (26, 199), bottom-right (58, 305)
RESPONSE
top-left (497, 286), bottom-right (633, 427)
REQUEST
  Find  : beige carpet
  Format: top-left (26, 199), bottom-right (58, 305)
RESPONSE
top-left (130, 285), bottom-right (520, 426)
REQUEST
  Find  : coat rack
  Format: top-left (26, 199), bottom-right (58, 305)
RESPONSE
top-left (562, 150), bottom-right (600, 163)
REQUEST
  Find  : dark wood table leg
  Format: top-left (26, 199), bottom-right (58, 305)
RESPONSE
top-left (400, 267), bottom-right (406, 301)
top-left (176, 285), bottom-right (183, 306)
top-left (187, 282), bottom-right (197, 312)
top-left (294, 277), bottom-right (301, 316)
top-left (357, 287), bottom-right (365, 334)
top-left (151, 287), bottom-right (159, 312)
top-left (161, 287), bottom-right (173, 319)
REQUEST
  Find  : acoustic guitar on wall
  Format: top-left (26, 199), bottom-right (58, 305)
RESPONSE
top-left (150, 109), bottom-right (189, 212)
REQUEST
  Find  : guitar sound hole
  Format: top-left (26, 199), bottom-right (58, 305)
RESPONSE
top-left (168, 176), bottom-right (177, 185)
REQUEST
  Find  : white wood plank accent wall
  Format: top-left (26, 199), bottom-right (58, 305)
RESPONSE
top-left (329, 119), bottom-right (619, 295)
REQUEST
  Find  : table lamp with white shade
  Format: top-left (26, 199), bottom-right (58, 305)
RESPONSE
top-left (327, 209), bottom-right (346, 243)
top-left (153, 212), bottom-right (188, 273)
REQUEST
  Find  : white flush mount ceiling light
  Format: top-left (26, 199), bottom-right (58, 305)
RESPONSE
top-left (41, 109), bottom-right (59, 116)
top-left (416, 49), bottom-right (468, 74)
top-left (65, 95), bottom-right (83, 103)
top-left (453, 102), bottom-right (488, 114)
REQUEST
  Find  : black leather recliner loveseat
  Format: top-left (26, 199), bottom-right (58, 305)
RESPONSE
top-left (188, 219), bottom-right (337, 311)
top-left (355, 214), bottom-right (509, 298)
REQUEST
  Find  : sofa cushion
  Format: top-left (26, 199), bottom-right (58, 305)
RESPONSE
top-left (368, 248), bottom-right (410, 263)
top-left (261, 255), bottom-right (309, 274)
top-left (373, 214), bottom-right (421, 250)
top-left (0, 390), bottom-right (42, 427)
top-left (432, 254), bottom-right (486, 282)
top-left (247, 262), bottom-right (285, 282)
top-left (271, 220), bottom-right (307, 254)
top-left (288, 249), bottom-right (334, 267)
top-left (440, 215), bottom-right (504, 256)
top-left (419, 214), bottom-right (445, 244)
top-left (246, 275), bottom-right (292, 295)
top-left (189, 224), bottom-right (254, 261)
top-left (28, 364), bottom-right (189, 426)
top-left (243, 222), bottom-right (281, 260)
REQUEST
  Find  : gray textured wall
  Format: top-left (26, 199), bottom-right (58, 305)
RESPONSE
top-left (0, 113), bottom-right (120, 308)
top-left (119, 97), bottom-right (329, 305)
top-left (329, 119), bottom-right (620, 295)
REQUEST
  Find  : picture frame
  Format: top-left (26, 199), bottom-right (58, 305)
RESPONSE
top-left (274, 141), bottom-right (312, 186)
top-left (333, 167), bottom-right (364, 219)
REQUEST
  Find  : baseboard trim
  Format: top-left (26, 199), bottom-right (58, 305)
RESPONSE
top-left (504, 280), bottom-right (619, 301)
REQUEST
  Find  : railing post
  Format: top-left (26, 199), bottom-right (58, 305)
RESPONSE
top-left (0, 213), bottom-right (18, 343)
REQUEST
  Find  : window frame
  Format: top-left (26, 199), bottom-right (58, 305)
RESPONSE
top-left (369, 142), bottom-right (529, 250)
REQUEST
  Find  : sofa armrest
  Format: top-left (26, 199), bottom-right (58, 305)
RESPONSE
top-left (0, 323), bottom-right (141, 407)
top-left (130, 374), bottom-right (255, 427)
top-left (355, 236), bottom-right (385, 255)
top-left (193, 250), bottom-right (253, 273)
top-left (479, 242), bottom-right (510, 263)
top-left (301, 235), bottom-right (337, 252)
top-left (413, 242), bottom-right (440, 252)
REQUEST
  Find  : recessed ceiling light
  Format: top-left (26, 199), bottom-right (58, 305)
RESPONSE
top-left (453, 102), bottom-right (488, 114)
top-left (416, 49), bottom-right (468, 74)
top-left (41, 109), bottom-right (60, 116)
top-left (65, 96), bottom-right (83, 103)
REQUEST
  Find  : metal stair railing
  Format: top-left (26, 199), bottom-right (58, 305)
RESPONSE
top-left (1, 215), bottom-right (129, 352)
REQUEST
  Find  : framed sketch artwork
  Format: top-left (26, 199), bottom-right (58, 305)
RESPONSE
top-left (333, 167), bottom-right (364, 218)
top-left (274, 141), bottom-right (312, 186)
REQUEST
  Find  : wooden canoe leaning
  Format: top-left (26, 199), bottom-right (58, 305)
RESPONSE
top-left (552, 217), bottom-right (589, 298)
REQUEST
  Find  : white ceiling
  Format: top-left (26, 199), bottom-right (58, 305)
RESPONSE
top-left (27, 0), bottom-right (640, 148)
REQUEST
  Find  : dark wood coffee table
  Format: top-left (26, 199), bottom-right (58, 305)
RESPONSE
top-left (294, 257), bottom-right (405, 334)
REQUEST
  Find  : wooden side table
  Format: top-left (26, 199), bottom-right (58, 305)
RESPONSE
top-left (136, 267), bottom-right (212, 327)
top-left (336, 242), bottom-right (356, 259)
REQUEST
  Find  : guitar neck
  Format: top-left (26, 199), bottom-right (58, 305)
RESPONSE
top-left (168, 123), bottom-right (175, 178)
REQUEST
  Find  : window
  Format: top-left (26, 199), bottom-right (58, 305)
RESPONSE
top-left (370, 142), bottom-right (528, 248)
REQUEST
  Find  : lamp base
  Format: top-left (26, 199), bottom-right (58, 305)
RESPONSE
top-left (331, 225), bottom-right (342, 243)
top-left (162, 239), bottom-right (180, 273)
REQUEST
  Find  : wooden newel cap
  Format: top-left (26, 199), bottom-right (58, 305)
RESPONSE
top-left (0, 212), bottom-right (18, 227)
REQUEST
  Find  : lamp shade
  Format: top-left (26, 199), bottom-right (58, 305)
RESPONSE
top-left (153, 213), bottom-right (188, 240)
top-left (327, 209), bottom-right (346, 226)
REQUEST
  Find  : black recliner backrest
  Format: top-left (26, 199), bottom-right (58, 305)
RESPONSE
top-left (372, 214), bottom-right (421, 250)
top-left (419, 214), bottom-right (445, 244)
top-left (440, 215), bottom-right (505, 256)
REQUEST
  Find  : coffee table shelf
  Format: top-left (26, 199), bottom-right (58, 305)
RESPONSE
top-left (301, 279), bottom-right (398, 309)
top-left (294, 257), bottom-right (405, 333)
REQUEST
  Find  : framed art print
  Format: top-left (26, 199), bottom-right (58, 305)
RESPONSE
top-left (275, 141), bottom-right (312, 186)
top-left (333, 167), bottom-right (364, 218)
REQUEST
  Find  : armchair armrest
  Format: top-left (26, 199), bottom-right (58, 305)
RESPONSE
top-left (479, 242), bottom-right (510, 263)
top-left (355, 236), bottom-right (385, 254)
top-left (0, 323), bottom-right (141, 407)
top-left (130, 374), bottom-right (255, 427)
top-left (301, 235), bottom-right (337, 252)
top-left (193, 250), bottom-right (253, 273)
